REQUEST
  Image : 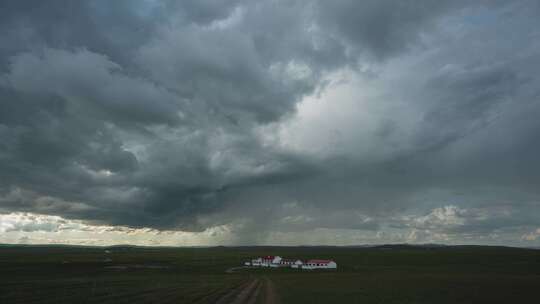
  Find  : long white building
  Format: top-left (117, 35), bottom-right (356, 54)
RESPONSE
top-left (244, 256), bottom-right (337, 270)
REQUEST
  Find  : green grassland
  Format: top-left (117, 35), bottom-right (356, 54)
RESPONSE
top-left (0, 245), bottom-right (538, 303)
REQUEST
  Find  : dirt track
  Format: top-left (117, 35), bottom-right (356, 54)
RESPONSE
top-left (262, 277), bottom-right (278, 304)
top-left (214, 276), bottom-right (278, 304)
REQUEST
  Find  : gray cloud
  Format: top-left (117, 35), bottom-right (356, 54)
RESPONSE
top-left (316, 0), bottom-right (466, 60)
top-left (0, 0), bottom-right (539, 245)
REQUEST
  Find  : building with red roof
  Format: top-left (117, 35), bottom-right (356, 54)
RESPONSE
top-left (303, 259), bottom-right (337, 269)
top-left (244, 256), bottom-right (337, 270)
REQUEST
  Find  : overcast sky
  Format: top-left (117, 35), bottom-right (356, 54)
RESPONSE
top-left (1, 0), bottom-right (540, 247)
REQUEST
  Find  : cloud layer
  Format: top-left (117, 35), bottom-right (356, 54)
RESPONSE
top-left (1, 0), bottom-right (540, 246)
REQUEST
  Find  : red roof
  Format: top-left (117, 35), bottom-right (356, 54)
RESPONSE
top-left (262, 256), bottom-right (275, 260)
top-left (306, 259), bottom-right (333, 264)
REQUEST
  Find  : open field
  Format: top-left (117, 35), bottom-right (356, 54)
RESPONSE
top-left (0, 245), bottom-right (539, 303)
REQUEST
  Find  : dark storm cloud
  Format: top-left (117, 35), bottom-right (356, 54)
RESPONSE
top-left (1, 0), bottom-right (539, 245)
top-left (0, 0), bottom-right (162, 70)
top-left (316, 0), bottom-right (465, 60)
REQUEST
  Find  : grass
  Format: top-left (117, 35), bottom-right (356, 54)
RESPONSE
top-left (0, 246), bottom-right (248, 304)
top-left (0, 245), bottom-right (538, 303)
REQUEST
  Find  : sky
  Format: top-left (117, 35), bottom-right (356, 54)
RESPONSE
top-left (1, 0), bottom-right (540, 247)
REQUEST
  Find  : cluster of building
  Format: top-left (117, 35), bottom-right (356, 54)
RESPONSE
top-left (244, 255), bottom-right (337, 270)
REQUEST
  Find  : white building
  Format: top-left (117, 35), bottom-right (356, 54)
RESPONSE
top-left (243, 256), bottom-right (337, 270)
top-left (279, 259), bottom-right (296, 267)
top-left (247, 255), bottom-right (282, 267)
top-left (302, 259), bottom-right (337, 269)
top-left (291, 259), bottom-right (303, 269)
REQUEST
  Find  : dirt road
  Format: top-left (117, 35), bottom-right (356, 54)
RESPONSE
top-left (262, 277), bottom-right (278, 304)
top-left (214, 276), bottom-right (279, 304)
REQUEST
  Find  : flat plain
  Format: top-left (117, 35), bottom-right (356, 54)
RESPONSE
top-left (0, 245), bottom-right (538, 303)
